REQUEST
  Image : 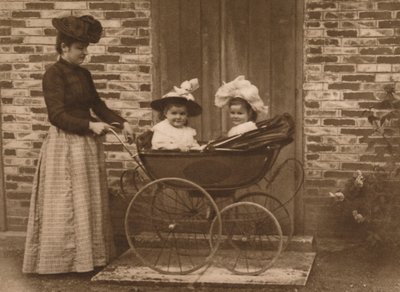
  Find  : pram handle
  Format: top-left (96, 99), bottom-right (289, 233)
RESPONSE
top-left (107, 127), bottom-right (135, 157)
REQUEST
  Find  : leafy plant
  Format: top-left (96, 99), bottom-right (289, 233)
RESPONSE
top-left (330, 85), bottom-right (400, 249)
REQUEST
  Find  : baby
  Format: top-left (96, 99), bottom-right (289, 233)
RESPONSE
top-left (150, 78), bottom-right (203, 151)
top-left (215, 75), bottom-right (268, 137)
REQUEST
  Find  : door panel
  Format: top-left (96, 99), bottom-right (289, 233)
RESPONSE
top-left (151, 0), bottom-right (300, 228)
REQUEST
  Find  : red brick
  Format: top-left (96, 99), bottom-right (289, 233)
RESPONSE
top-left (105, 11), bottom-right (136, 18)
top-left (378, 56), bottom-right (400, 63)
top-left (343, 92), bottom-right (375, 100)
top-left (307, 136), bottom-right (322, 143)
top-left (140, 84), bottom-right (151, 91)
top-left (324, 65), bottom-right (354, 72)
top-left (6, 175), bottom-right (33, 183)
top-left (307, 56), bottom-right (338, 63)
top-left (12, 11), bottom-right (40, 18)
top-left (89, 2), bottom-right (121, 10)
top-left (377, 2), bottom-right (400, 10)
top-left (32, 124), bottom-right (49, 131)
top-left (308, 38), bottom-right (339, 46)
top-left (326, 30), bottom-right (357, 37)
top-left (90, 55), bottom-right (120, 63)
top-left (4, 149), bottom-right (16, 155)
top-left (92, 74), bottom-right (120, 80)
top-left (0, 64), bottom-right (12, 71)
top-left (29, 54), bottom-right (57, 62)
top-left (44, 28), bottom-right (57, 36)
top-left (6, 192), bottom-right (31, 200)
top-left (104, 144), bottom-right (124, 152)
top-left (306, 154), bottom-right (320, 160)
top-left (307, 145), bottom-right (336, 152)
top-left (342, 56), bottom-right (376, 63)
top-left (122, 19), bottom-right (149, 27)
top-left (342, 163), bottom-right (374, 171)
top-left (306, 22), bottom-right (321, 28)
top-left (25, 2), bottom-right (54, 9)
top-left (120, 37), bottom-right (149, 46)
top-left (83, 64), bottom-right (105, 71)
top-left (323, 119), bottom-right (356, 126)
top-left (14, 46), bottom-right (35, 53)
top-left (307, 12), bottom-right (321, 20)
top-left (324, 22), bottom-right (338, 28)
top-left (359, 48), bottom-right (392, 55)
top-left (0, 27), bottom-right (11, 35)
top-left (340, 128), bottom-right (373, 136)
top-left (305, 101), bottom-right (319, 109)
top-left (379, 21), bottom-right (400, 28)
top-left (0, 37), bottom-right (23, 44)
top-left (360, 11), bottom-right (391, 19)
top-left (327, 83), bottom-right (360, 90)
top-left (0, 81), bottom-right (12, 88)
top-left (0, 20), bottom-right (25, 27)
top-left (20, 167), bottom-right (36, 174)
top-left (378, 37), bottom-right (400, 45)
top-left (342, 75), bottom-right (375, 82)
top-left (307, 2), bottom-right (336, 10)
top-left (139, 101), bottom-right (150, 108)
top-left (99, 92), bottom-right (120, 99)
top-left (324, 171), bottom-right (354, 179)
top-left (108, 47), bottom-right (137, 54)
top-left (325, 12), bottom-right (356, 20)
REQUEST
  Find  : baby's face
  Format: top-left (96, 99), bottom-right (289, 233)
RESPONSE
top-left (165, 105), bottom-right (188, 128)
top-left (229, 104), bottom-right (250, 126)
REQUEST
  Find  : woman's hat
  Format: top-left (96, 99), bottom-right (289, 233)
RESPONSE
top-left (52, 15), bottom-right (103, 43)
top-left (215, 75), bottom-right (269, 114)
top-left (150, 78), bottom-right (202, 117)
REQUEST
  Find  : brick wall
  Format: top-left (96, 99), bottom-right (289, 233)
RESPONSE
top-left (304, 0), bottom-right (400, 235)
top-left (3, 0), bottom-right (399, 236)
top-left (0, 1), bottom-right (152, 231)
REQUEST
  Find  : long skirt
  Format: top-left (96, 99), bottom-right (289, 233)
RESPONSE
top-left (22, 126), bottom-right (115, 274)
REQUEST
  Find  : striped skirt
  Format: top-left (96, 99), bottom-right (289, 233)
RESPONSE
top-left (22, 126), bottom-right (115, 274)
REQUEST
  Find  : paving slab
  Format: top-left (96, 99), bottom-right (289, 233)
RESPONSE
top-left (92, 249), bottom-right (316, 288)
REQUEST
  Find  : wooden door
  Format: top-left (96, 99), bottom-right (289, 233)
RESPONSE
top-left (151, 0), bottom-right (303, 232)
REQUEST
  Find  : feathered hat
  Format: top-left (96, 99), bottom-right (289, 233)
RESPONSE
top-left (52, 15), bottom-right (103, 43)
top-left (215, 75), bottom-right (268, 114)
top-left (150, 78), bottom-right (202, 117)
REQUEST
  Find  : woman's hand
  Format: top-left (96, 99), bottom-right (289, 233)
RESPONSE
top-left (89, 121), bottom-right (111, 135)
top-left (122, 121), bottom-right (135, 144)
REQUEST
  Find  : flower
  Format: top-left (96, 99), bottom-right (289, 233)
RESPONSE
top-left (329, 191), bottom-right (345, 202)
top-left (354, 170), bottom-right (365, 188)
top-left (352, 210), bottom-right (366, 223)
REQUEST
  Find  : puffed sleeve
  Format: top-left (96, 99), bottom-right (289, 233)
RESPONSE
top-left (84, 70), bottom-right (127, 128)
top-left (43, 66), bottom-right (90, 134)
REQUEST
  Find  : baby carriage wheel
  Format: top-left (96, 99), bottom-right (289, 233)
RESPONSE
top-left (125, 177), bottom-right (222, 275)
top-left (210, 202), bottom-right (283, 275)
top-left (235, 191), bottom-right (293, 251)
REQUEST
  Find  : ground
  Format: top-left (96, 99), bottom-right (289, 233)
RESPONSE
top-left (1, 238), bottom-right (400, 292)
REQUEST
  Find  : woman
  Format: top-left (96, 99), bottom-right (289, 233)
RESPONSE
top-left (22, 15), bottom-right (134, 274)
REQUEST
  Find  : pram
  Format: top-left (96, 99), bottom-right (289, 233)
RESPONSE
top-left (110, 113), bottom-right (303, 276)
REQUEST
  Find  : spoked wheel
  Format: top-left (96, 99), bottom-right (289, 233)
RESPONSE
top-left (125, 177), bottom-right (222, 275)
top-left (210, 202), bottom-right (283, 275)
top-left (235, 192), bottom-right (293, 251)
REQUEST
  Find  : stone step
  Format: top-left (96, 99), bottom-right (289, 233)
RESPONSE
top-left (92, 249), bottom-right (316, 287)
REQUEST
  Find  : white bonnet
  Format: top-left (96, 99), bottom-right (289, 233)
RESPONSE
top-left (214, 75), bottom-right (268, 114)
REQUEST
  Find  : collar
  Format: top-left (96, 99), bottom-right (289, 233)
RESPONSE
top-left (58, 57), bottom-right (81, 70)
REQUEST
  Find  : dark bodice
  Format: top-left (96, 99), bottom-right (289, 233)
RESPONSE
top-left (42, 57), bottom-right (126, 135)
